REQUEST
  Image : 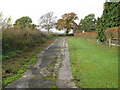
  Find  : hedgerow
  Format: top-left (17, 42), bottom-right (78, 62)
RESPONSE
top-left (2, 28), bottom-right (53, 60)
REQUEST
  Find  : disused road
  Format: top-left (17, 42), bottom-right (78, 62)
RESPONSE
top-left (6, 37), bottom-right (76, 88)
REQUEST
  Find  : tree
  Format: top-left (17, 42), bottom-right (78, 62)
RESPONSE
top-left (56, 12), bottom-right (78, 35)
top-left (0, 12), bottom-right (3, 29)
top-left (4, 16), bottom-right (12, 29)
top-left (79, 14), bottom-right (96, 32)
top-left (55, 19), bottom-right (65, 30)
top-left (14, 16), bottom-right (32, 29)
top-left (29, 24), bottom-right (37, 30)
top-left (38, 12), bottom-right (56, 33)
top-left (0, 12), bottom-right (12, 29)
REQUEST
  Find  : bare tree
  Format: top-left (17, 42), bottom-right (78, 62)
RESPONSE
top-left (0, 12), bottom-right (3, 29)
top-left (38, 12), bottom-right (56, 33)
top-left (0, 12), bottom-right (12, 29)
top-left (4, 16), bottom-right (12, 29)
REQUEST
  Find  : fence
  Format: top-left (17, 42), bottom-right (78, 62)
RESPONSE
top-left (108, 38), bottom-right (120, 46)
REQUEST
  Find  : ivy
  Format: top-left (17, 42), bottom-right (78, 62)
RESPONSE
top-left (96, 2), bottom-right (120, 42)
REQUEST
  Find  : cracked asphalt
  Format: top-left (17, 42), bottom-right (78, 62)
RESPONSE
top-left (5, 37), bottom-right (77, 88)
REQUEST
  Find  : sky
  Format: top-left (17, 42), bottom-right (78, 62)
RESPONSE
top-left (0, 0), bottom-right (105, 32)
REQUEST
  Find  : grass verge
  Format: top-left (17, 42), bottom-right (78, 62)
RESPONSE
top-left (67, 37), bottom-right (118, 88)
top-left (2, 39), bottom-right (54, 88)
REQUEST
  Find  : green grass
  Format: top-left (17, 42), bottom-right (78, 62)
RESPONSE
top-left (2, 50), bottom-right (23, 60)
top-left (67, 38), bottom-right (118, 88)
top-left (32, 77), bottom-right (55, 81)
top-left (49, 85), bottom-right (57, 89)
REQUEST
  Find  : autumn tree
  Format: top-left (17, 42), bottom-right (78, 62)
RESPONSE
top-left (55, 12), bottom-right (78, 35)
top-left (38, 12), bottom-right (56, 33)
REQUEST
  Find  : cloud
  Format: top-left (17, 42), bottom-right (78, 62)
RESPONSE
top-left (0, 0), bottom-right (105, 24)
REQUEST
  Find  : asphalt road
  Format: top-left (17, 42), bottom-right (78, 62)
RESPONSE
top-left (5, 37), bottom-right (76, 88)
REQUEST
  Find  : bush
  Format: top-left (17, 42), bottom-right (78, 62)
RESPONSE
top-left (104, 26), bottom-right (119, 40)
top-left (104, 26), bottom-right (120, 45)
top-left (2, 28), bottom-right (53, 60)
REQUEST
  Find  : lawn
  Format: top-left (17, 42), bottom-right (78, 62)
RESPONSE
top-left (67, 38), bottom-right (118, 88)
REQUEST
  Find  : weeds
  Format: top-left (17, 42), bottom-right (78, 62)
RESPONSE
top-left (2, 34), bottom-right (54, 87)
top-left (2, 28), bottom-right (53, 60)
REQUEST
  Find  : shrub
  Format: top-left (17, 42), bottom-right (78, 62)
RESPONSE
top-left (2, 28), bottom-right (53, 60)
top-left (104, 26), bottom-right (120, 45)
top-left (104, 26), bottom-right (119, 40)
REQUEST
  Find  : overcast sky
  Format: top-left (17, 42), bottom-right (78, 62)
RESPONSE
top-left (0, 0), bottom-right (105, 25)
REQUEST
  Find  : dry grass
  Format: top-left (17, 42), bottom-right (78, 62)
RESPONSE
top-left (2, 28), bottom-right (53, 60)
top-left (2, 28), bottom-right (55, 87)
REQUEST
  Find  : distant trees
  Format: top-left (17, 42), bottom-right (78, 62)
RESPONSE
top-left (79, 14), bottom-right (96, 32)
top-left (38, 12), bottom-right (56, 33)
top-left (13, 16), bottom-right (36, 29)
top-left (56, 12), bottom-right (78, 35)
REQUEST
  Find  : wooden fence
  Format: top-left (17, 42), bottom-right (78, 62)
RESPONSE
top-left (108, 38), bottom-right (119, 46)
